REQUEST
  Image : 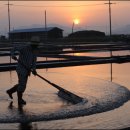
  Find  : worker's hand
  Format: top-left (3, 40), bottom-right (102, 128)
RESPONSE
top-left (32, 70), bottom-right (37, 76)
top-left (12, 56), bottom-right (17, 61)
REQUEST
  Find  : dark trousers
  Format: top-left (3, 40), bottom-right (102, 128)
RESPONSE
top-left (8, 73), bottom-right (28, 93)
top-left (17, 73), bottom-right (28, 93)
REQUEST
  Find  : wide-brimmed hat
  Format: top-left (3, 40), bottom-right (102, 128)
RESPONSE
top-left (30, 36), bottom-right (40, 44)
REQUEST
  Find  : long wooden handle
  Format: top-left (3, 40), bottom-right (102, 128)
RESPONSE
top-left (36, 73), bottom-right (64, 91)
top-left (15, 57), bottom-right (64, 91)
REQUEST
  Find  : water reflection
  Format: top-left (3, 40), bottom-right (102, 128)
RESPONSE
top-left (110, 51), bottom-right (113, 82)
top-left (8, 101), bottom-right (38, 130)
top-left (8, 101), bottom-right (14, 109)
top-left (110, 63), bottom-right (113, 82)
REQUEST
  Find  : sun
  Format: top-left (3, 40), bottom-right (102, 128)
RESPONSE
top-left (74, 19), bottom-right (80, 25)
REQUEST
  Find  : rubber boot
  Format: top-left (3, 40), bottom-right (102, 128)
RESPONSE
top-left (17, 92), bottom-right (26, 106)
top-left (6, 84), bottom-right (18, 99)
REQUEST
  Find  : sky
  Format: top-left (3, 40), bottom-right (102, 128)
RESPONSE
top-left (0, 1), bottom-right (130, 36)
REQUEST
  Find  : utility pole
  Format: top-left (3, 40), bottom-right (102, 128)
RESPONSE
top-left (7, 0), bottom-right (11, 38)
top-left (7, 0), bottom-right (12, 65)
top-left (45, 10), bottom-right (47, 43)
top-left (45, 10), bottom-right (48, 63)
top-left (105, 0), bottom-right (115, 81)
top-left (8, 0), bottom-right (11, 64)
top-left (109, 0), bottom-right (112, 37)
top-left (105, 0), bottom-right (114, 37)
top-left (72, 22), bottom-right (74, 33)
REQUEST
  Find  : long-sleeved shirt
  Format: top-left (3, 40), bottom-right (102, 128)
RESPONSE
top-left (11, 45), bottom-right (37, 76)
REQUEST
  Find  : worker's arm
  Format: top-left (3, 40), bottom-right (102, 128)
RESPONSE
top-left (11, 45), bottom-right (24, 60)
top-left (11, 46), bottom-right (18, 60)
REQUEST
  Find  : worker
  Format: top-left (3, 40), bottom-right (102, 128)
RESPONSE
top-left (6, 36), bottom-right (40, 106)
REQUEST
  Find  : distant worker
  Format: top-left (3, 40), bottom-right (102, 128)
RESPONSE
top-left (6, 36), bottom-right (40, 106)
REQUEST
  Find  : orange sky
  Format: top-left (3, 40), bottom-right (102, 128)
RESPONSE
top-left (0, 1), bottom-right (130, 36)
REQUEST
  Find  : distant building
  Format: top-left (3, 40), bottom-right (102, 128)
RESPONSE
top-left (68, 30), bottom-right (105, 38)
top-left (9, 27), bottom-right (63, 42)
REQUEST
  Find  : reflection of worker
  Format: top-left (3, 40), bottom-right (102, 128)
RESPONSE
top-left (8, 101), bottom-right (37, 130)
top-left (6, 36), bottom-right (40, 106)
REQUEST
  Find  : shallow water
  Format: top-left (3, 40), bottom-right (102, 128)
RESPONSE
top-left (1, 51), bottom-right (130, 129)
top-left (0, 73), bottom-right (129, 123)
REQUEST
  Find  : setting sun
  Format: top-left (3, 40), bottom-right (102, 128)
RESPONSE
top-left (74, 19), bottom-right (80, 25)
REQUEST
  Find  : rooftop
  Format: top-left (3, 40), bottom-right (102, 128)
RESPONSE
top-left (10, 27), bottom-right (63, 33)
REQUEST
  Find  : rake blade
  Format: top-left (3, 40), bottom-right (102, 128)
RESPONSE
top-left (58, 90), bottom-right (83, 104)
